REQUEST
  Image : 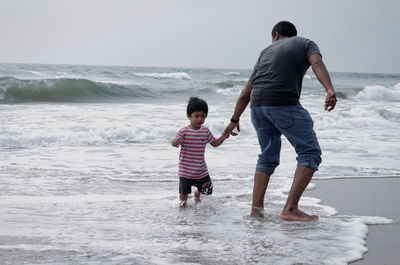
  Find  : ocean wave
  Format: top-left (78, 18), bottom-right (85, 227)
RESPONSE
top-left (216, 87), bottom-right (242, 96)
top-left (223, 72), bottom-right (240, 76)
top-left (378, 109), bottom-right (400, 123)
top-left (0, 121), bottom-right (174, 149)
top-left (0, 77), bottom-right (153, 103)
top-left (335, 91), bottom-right (347, 99)
top-left (214, 79), bottom-right (247, 95)
top-left (133, 72), bottom-right (191, 80)
top-left (215, 79), bottom-right (247, 89)
top-left (354, 83), bottom-right (400, 101)
top-left (18, 70), bottom-right (47, 76)
top-left (317, 106), bottom-right (400, 129)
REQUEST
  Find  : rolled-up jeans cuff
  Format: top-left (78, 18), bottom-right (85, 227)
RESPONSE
top-left (256, 164), bottom-right (277, 176)
top-left (297, 156), bottom-right (322, 172)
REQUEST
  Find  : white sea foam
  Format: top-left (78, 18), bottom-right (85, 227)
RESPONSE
top-left (134, 72), bottom-right (191, 80)
top-left (306, 182), bottom-right (316, 190)
top-left (327, 218), bottom-right (368, 264)
top-left (358, 215), bottom-right (394, 225)
top-left (0, 116), bottom-right (173, 148)
top-left (97, 79), bottom-right (134, 85)
top-left (314, 174), bottom-right (400, 180)
top-left (325, 215), bottom-right (395, 264)
top-left (216, 86), bottom-right (242, 95)
top-left (301, 196), bottom-right (338, 216)
top-left (354, 82), bottom-right (400, 101)
top-left (18, 70), bottom-right (47, 76)
top-left (11, 70), bottom-right (81, 80)
top-left (0, 193), bottom-right (171, 205)
top-left (317, 105), bottom-right (399, 129)
top-left (224, 72), bottom-right (240, 75)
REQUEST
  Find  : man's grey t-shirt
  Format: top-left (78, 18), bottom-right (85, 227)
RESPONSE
top-left (249, 36), bottom-right (321, 107)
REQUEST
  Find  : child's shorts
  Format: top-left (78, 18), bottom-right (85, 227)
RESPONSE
top-left (179, 175), bottom-right (213, 195)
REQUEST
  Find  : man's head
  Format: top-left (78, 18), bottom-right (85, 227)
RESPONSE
top-left (271, 21), bottom-right (297, 42)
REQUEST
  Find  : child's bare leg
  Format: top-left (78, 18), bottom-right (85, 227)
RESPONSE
top-left (179, 194), bottom-right (188, 208)
top-left (194, 190), bottom-right (200, 204)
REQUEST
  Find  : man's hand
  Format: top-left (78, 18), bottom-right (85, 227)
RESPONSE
top-left (325, 90), bottom-right (337, 112)
top-left (224, 122), bottom-right (240, 136)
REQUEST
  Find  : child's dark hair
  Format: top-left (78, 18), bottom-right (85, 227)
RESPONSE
top-left (186, 97), bottom-right (208, 117)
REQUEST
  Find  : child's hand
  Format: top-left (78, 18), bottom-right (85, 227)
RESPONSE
top-left (222, 131), bottom-right (230, 139)
top-left (172, 136), bottom-right (184, 147)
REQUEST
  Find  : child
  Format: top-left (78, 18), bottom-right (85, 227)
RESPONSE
top-left (171, 97), bottom-right (229, 207)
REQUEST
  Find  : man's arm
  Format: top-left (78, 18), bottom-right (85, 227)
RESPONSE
top-left (224, 81), bottom-right (252, 136)
top-left (309, 53), bottom-right (337, 112)
top-left (210, 132), bottom-right (229, 147)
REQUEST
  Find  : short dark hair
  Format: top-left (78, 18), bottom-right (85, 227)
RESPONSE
top-left (186, 97), bottom-right (208, 116)
top-left (271, 21), bottom-right (297, 37)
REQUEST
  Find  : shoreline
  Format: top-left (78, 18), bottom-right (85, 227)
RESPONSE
top-left (305, 177), bottom-right (400, 265)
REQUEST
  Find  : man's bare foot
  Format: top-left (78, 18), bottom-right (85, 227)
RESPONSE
top-left (194, 191), bottom-right (200, 204)
top-left (280, 208), bottom-right (318, 221)
top-left (250, 207), bottom-right (265, 217)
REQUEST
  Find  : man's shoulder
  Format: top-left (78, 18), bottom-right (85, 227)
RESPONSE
top-left (260, 36), bottom-right (315, 52)
top-left (290, 36), bottom-right (315, 44)
top-left (293, 36), bottom-right (309, 41)
top-left (288, 37), bottom-right (320, 56)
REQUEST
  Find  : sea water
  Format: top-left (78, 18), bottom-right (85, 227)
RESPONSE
top-left (0, 63), bottom-right (399, 264)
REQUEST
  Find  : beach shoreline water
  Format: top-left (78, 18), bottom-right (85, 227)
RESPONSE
top-left (306, 177), bottom-right (400, 265)
top-left (1, 63), bottom-right (399, 264)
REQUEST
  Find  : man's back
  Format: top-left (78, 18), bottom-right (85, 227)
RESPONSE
top-left (250, 36), bottom-right (321, 107)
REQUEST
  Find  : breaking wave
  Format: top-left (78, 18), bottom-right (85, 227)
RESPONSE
top-left (133, 72), bottom-right (191, 80)
top-left (354, 83), bottom-right (400, 101)
top-left (215, 79), bottom-right (248, 89)
top-left (0, 77), bottom-right (153, 103)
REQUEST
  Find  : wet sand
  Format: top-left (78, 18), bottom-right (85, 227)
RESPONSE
top-left (306, 177), bottom-right (400, 265)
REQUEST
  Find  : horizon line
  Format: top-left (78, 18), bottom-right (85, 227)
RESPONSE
top-left (0, 61), bottom-right (399, 76)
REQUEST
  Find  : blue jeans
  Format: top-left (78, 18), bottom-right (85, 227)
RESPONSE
top-left (251, 105), bottom-right (322, 176)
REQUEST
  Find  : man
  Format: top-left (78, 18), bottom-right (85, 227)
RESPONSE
top-left (224, 21), bottom-right (337, 221)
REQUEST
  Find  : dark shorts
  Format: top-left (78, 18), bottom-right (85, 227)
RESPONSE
top-left (179, 175), bottom-right (213, 195)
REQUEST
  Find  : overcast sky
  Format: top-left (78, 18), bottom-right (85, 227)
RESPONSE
top-left (1, 0), bottom-right (399, 74)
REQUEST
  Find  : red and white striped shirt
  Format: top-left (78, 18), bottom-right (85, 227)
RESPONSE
top-left (177, 126), bottom-right (216, 179)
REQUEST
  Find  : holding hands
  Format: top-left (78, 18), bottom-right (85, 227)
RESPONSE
top-left (224, 121), bottom-right (240, 137)
top-left (222, 130), bottom-right (230, 139)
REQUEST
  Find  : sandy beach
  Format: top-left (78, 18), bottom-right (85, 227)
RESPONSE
top-left (306, 177), bottom-right (400, 265)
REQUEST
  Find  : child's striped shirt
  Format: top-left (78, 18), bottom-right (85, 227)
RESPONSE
top-left (177, 126), bottom-right (215, 179)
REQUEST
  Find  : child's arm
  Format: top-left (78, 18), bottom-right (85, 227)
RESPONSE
top-left (171, 135), bottom-right (184, 147)
top-left (211, 131), bottom-right (229, 147)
